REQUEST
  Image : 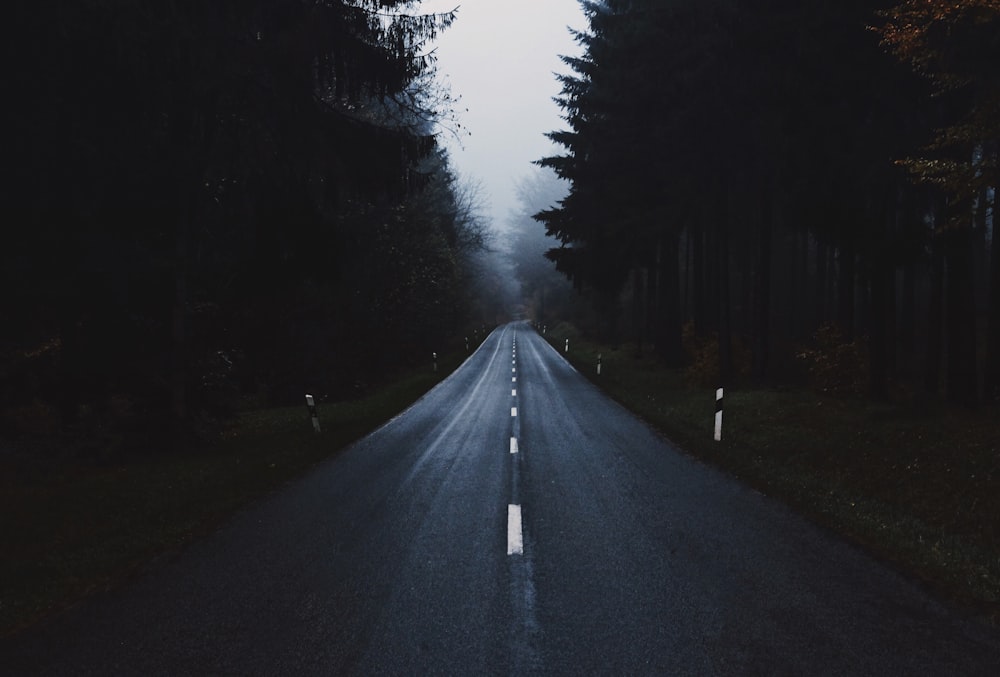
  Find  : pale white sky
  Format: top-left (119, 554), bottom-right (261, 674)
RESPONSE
top-left (419, 0), bottom-right (585, 231)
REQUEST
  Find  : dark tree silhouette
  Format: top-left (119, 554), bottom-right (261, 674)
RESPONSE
top-left (1, 1), bottom-right (493, 448)
top-left (531, 0), bottom-right (995, 404)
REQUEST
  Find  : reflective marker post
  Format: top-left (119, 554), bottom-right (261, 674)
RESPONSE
top-left (305, 394), bottom-right (321, 434)
top-left (597, 353), bottom-right (602, 375)
top-left (565, 338), bottom-right (569, 353)
top-left (433, 352), bottom-right (438, 373)
top-left (714, 387), bottom-right (723, 441)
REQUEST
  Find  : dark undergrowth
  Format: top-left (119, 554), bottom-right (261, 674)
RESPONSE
top-left (0, 340), bottom-right (482, 636)
top-left (542, 322), bottom-right (1000, 627)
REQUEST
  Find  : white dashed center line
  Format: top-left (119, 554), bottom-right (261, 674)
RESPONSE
top-left (512, 389), bottom-right (517, 397)
top-left (507, 504), bottom-right (523, 555)
top-left (511, 407), bottom-right (517, 417)
top-left (510, 437), bottom-right (518, 454)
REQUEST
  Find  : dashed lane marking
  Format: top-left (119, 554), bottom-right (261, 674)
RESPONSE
top-left (510, 437), bottom-right (518, 454)
top-left (507, 505), bottom-right (523, 555)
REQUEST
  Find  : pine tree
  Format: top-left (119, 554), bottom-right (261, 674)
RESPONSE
top-left (1, 1), bottom-right (463, 436)
top-left (881, 0), bottom-right (1000, 405)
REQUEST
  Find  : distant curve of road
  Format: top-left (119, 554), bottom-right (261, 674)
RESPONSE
top-left (4, 321), bottom-right (1000, 675)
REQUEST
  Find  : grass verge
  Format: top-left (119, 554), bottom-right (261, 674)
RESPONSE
top-left (0, 344), bottom-right (478, 636)
top-left (542, 323), bottom-right (1000, 625)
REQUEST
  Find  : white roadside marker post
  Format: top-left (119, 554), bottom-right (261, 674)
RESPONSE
top-left (597, 353), bottom-right (602, 375)
top-left (714, 387), bottom-right (723, 441)
top-left (432, 352), bottom-right (437, 373)
top-left (305, 394), bottom-right (321, 434)
top-left (465, 336), bottom-right (469, 351)
top-left (565, 338), bottom-right (569, 353)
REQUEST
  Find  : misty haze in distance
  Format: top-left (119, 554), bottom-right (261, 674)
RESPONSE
top-left (421, 0), bottom-right (585, 232)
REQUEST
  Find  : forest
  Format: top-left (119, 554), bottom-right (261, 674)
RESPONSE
top-left (1, 1), bottom-right (504, 450)
top-left (528, 0), bottom-right (1000, 406)
top-left (3, 0), bottom-right (999, 459)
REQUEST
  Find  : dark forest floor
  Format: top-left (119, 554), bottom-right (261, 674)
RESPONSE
top-left (542, 322), bottom-right (1000, 627)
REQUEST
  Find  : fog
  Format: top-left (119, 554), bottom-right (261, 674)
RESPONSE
top-left (420, 0), bottom-right (586, 233)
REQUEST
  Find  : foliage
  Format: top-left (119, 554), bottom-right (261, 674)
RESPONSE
top-left (879, 0), bottom-right (1000, 223)
top-left (796, 325), bottom-right (870, 397)
top-left (529, 0), bottom-right (994, 405)
top-left (1, 1), bottom-right (489, 443)
top-left (682, 323), bottom-right (751, 388)
top-left (536, 0), bottom-right (706, 294)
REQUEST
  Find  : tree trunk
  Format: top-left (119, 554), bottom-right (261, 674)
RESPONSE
top-left (925, 242), bottom-right (944, 395)
top-left (869, 264), bottom-right (889, 400)
top-left (718, 181), bottom-right (733, 384)
top-left (646, 257), bottom-right (657, 350)
top-left (837, 233), bottom-right (856, 340)
top-left (705, 208), bottom-right (720, 335)
top-left (945, 225), bottom-right (978, 407)
top-left (633, 267), bottom-right (645, 357)
top-left (58, 302), bottom-right (83, 432)
top-left (816, 237), bottom-right (828, 330)
top-left (985, 176), bottom-right (1000, 399)
top-left (868, 198), bottom-right (892, 401)
top-left (693, 220), bottom-right (706, 335)
top-left (899, 255), bottom-right (916, 379)
top-left (790, 228), bottom-right (807, 340)
top-left (655, 231), bottom-right (683, 366)
top-left (753, 183), bottom-right (772, 383)
top-left (171, 187), bottom-right (191, 430)
top-left (681, 228), bottom-right (691, 324)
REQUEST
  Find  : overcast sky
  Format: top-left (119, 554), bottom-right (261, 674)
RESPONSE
top-left (419, 0), bottom-right (586, 231)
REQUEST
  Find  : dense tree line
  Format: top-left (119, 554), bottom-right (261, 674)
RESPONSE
top-left (1, 1), bottom-right (487, 448)
top-left (536, 0), bottom-right (999, 405)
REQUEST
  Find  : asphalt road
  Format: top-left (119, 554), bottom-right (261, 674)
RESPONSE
top-left (4, 321), bottom-right (1000, 675)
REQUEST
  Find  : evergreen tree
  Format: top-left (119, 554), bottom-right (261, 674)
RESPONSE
top-left (1, 1), bottom-right (474, 443)
top-left (881, 0), bottom-right (1000, 404)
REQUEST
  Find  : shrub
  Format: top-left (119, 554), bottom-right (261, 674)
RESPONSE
top-left (682, 323), bottom-right (751, 386)
top-left (796, 325), bottom-right (868, 396)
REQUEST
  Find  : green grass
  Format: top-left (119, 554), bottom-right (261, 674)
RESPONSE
top-left (0, 344), bottom-right (477, 635)
top-left (543, 323), bottom-right (1000, 624)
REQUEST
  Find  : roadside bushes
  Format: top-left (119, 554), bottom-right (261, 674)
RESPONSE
top-left (682, 323), bottom-right (751, 387)
top-left (796, 325), bottom-right (868, 396)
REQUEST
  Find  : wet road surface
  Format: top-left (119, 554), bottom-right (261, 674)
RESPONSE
top-left (4, 322), bottom-right (1000, 675)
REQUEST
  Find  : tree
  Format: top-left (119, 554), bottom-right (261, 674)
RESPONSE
top-left (508, 168), bottom-right (575, 324)
top-left (1, 1), bottom-right (473, 445)
top-left (537, 0), bottom-right (737, 360)
top-left (534, 0), bottom-right (955, 400)
top-left (880, 0), bottom-right (1000, 404)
